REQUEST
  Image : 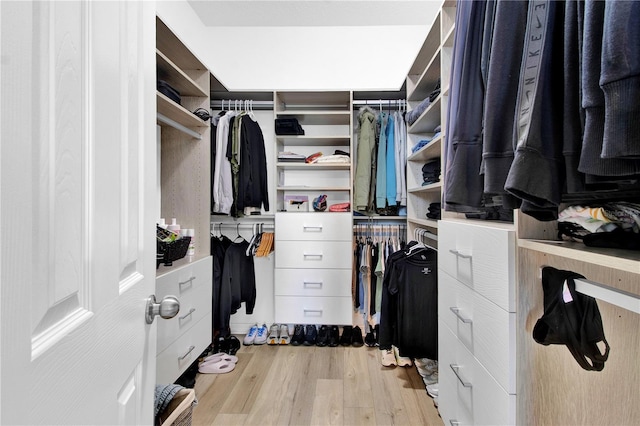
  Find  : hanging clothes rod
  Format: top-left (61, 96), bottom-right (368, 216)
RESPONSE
top-left (352, 99), bottom-right (406, 106)
top-left (210, 99), bottom-right (407, 111)
top-left (157, 113), bottom-right (202, 140)
top-left (538, 266), bottom-right (640, 314)
top-left (210, 100), bottom-right (274, 110)
top-left (574, 278), bottom-right (640, 314)
top-left (211, 222), bottom-right (275, 231)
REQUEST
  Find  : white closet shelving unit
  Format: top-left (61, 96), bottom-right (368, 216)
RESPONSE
top-left (405, 0), bottom-right (456, 243)
top-left (155, 17), bottom-right (221, 384)
top-left (273, 91), bottom-right (354, 325)
top-left (274, 91), bottom-right (353, 209)
top-left (405, 1), bottom-right (640, 424)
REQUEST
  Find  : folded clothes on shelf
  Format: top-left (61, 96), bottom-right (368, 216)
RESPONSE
top-left (329, 202), bottom-right (350, 212)
top-left (278, 151), bottom-right (306, 162)
top-left (412, 131), bottom-right (441, 153)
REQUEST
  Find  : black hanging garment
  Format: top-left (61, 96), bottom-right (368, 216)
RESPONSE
top-left (533, 266), bottom-right (610, 371)
top-left (379, 242), bottom-right (438, 360)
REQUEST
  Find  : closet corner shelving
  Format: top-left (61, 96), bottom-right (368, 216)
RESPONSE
top-left (155, 16), bottom-right (223, 384)
top-left (156, 18), bottom-right (210, 139)
top-left (405, 0), bottom-right (456, 243)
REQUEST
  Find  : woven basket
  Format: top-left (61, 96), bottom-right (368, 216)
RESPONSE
top-left (158, 388), bottom-right (197, 426)
top-left (157, 236), bottom-right (191, 268)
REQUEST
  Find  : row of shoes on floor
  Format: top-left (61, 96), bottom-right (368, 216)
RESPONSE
top-left (243, 323), bottom-right (377, 347)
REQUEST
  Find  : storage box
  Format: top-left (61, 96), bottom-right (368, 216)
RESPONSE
top-left (284, 195), bottom-right (309, 212)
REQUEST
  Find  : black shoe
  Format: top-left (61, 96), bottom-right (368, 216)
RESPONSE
top-left (328, 325), bottom-right (340, 347)
top-left (364, 331), bottom-right (376, 347)
top-left (303, 324), bottom-right (317, 346)
top-left (213, 335), bottom-right (229, 354)
top-left (340, 326), bottom-right (353, 346)
top-left (226, 335), bottom-right (241, 355)
top-left (352, 326), bottom-right (364, 347)
top-left (316, 325), bottom-right (330, 347)
top-left (374, 324), bottom-right (380, 346)
top-left (291, 324), bottom-right (305, 346)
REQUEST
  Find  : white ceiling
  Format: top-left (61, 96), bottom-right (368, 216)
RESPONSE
top-left (158, 0), bottom-right (441, 92)
top-left (188, 0), bottom-right (442, 27)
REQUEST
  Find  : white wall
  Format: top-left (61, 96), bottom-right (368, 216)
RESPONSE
top-left (156, 0), bottom-right (434, 91)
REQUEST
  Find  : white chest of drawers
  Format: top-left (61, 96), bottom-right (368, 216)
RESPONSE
top-left (155, 256), bottom-right (212, 384)
top-left (274, 212), bottom-right (352, 325)
top-left (438, 219), bottom-right (516, 425)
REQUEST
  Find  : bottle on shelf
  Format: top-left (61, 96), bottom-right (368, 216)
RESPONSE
top-left (186, 229), bottom-right (195, 256)
top-left (167, 218), bottom-right (180, 233)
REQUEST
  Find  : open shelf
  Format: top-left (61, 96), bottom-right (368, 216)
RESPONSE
top-left (276, 163), bottom-right (350, 171)
top-left (157, 92), bottom-right (208, 131)
top-left (408, 134), bottom-right (442, 162)
top-left (518, 239), bottom-right (640, 274)
top-left (408, 182), bottom-right (442, 194)
top-left (408, 96), bottom-right (442, 134)
top-left (156, 50), bottom-right (207, 97)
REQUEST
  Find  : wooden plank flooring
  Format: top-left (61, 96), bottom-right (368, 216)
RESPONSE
top-left (191, 341), bottom-right (442, 426)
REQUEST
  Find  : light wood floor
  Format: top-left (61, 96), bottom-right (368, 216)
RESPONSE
top-left (191, 340), bottom-right (443, 426)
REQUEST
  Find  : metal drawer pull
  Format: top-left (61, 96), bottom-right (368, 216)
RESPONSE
top-left (179, 276), bottom-right (196, 287)
top-left (450, 364), bottom-right (473, 388)
top-left (449, 249), bottom-right (472, 259)
top-left (179, 308), bottom-right (196, 321)
top-left (450, 307), bottom-right (472, 324)
top-left (178, 345), bottom-right (196, 361)
top-left (450, 420), bottom-right (461, 426)
top-left (303, 253), bottom-right (323, 259)
top-left (303, 225), bottom-right (323, 231)
top-left (303, 281), bottom-right (323, 288)
top-left (303, 309), bottom-right (323, 316)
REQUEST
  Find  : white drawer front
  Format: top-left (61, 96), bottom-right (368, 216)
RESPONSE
top-left (453, 336), bottom-right (516, 426)
top-left (275, 268), bottom-right (352, 297)
top-left (156, 281), bottom-right (212, 355)
top-left (439, 220), bottom-right (515, 312)
top-left (274, 296), bottom-right (352, 325)
top-left (156, 256), bottom-right (212, 298)
top-left (275, 241), bottom-right (352, 269)
top-left (438, 322), bottom-right (460, 426)
top-left (439, 270), bottom-right (516, 394)
top-left (275, 212), bottom-right (352, 241)
top-left (156, 312), bottom-right (211, 385)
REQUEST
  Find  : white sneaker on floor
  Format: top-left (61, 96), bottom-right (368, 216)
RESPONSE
top-left (426, 382), bottom-right (438, 398)
top-left (253, 323), bottom-right (268, 345)
top-left (279, 324), bottom-right (290, 345)
top-left (381, 349), bottom-right (397, 367)
top-left (267, 324), bottom-right (279, 345)
top-left (393, 346), bottom-right (413, 367)
top-left (415, 358), bottom-right (438, 377)
top-left (243, 323), bottom-right (259, 345)
top-left (423, 370), bottom-right (439, 386)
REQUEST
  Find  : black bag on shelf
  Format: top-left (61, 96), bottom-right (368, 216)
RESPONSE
top-left (157, 80), bottom-right (181, 105)
top-left (275, 118), bottom-right (305, 135)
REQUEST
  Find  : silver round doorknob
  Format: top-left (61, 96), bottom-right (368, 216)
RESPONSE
top-left (145, 294), bottom-right (180, 324)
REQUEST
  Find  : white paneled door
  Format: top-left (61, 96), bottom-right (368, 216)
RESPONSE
top-left (1, 1), bottom-right (157, 425)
